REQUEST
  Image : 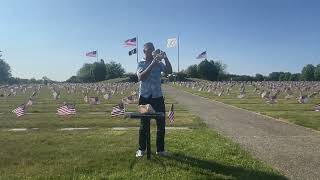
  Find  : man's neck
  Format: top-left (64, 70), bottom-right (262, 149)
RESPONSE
top-left (145, 56), bottom-right (153, 62)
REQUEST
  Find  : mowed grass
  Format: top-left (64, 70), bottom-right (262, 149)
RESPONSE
top-left (171, 83), bottom-right (320, 131)
top-left (0, 85), bottom-right (286, 179)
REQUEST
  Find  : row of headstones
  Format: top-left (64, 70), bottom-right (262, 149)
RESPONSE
top-left (48, 82), bottom-right (139, 105)
top-left (172, 81), bottom-right (320, 104)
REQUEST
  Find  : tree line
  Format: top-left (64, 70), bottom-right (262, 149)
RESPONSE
top-left (0, 59), bottom-right (56, 84)
top-left (66, 60), bottom-right (126, 83)
top-left (1, 58), bottom-right (320, 84)
top-left (180, 60), bottom-right (320, 81)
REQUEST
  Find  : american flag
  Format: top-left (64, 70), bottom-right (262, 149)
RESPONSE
top-left (111, 103), bottom-right (125, 117)
top-left (57, 104), bottom-right (76, 116)
top-left (25, 99), bottom-right (33, 107)
top-left (168, 104), bottom-right (175, 123)
top-left (86, 51), bottom-right (97, 57)
top-left (315, 104), bottom-right (320, 111)
top-left (30, 91), bottom-right (37, 98)
top-left (124, 37), bottom-right (136, 47)
top-left (196, 51), bottom-right (207, 59)
top-left (12, 104), bottom-right (26, 118)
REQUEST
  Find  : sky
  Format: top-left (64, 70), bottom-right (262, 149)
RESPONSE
top-left (0, 0), bottom-right (320, 81)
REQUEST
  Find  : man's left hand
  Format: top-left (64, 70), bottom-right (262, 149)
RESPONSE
top-left (162, 51), bottom-right (167, 59)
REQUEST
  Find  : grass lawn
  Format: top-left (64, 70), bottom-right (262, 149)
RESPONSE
top-left (171, 83), bottom-right (320, 131)
top-left (0, 85), bottom-right (286, 179)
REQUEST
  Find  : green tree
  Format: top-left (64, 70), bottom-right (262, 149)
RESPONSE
top-left (284, 72), bottom-right (291, 81)
top-left (255, 74), bottom-right (264, 81)
top-left (77, 63), bottom-right (95, 82)
top-left (301, 64), bottom-right (315, 81)
top-left (105, 61), bottom-right (125, 80)
top-left (93, 59), bottom-right (107, 82)
top-left (278, 72), bottom-right (285, 81)
top-left (198, 60), bottom-right (219, 81)
top-left (268, 72), bottom-right (281, 81)
top-left (211, 60), bottom-right (227, 80)
top-left (176, 71), bottom-right (187, 81)
top-left (186, 64), bottom-right (199, 78)
top-left (30, 78), bottom-right (37, 84)
top-left (66, 76), bottom-right (82, 83)
top-left (314, 64), bottom-right (320, 81)
top-left (0, 59), bottom-right (11, 83)
top-left (279, 72), bottom-right (292, 81)
top-left (186, 64), bottom-right (200, 78)
top-left (124, 73), bottom-right (138, 82)
top-left (289, 73), bottom-right (300, 81)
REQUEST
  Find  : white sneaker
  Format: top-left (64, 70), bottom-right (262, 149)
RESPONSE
top-left (156, 151), bottom-right (169, 156)
top-left (135, 150), bottom-right (145, 157)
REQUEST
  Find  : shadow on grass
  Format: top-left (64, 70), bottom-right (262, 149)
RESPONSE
top-left (162, 152), bottom-right (288, 180)
top-left (129, 152), bottom-right (167, 171)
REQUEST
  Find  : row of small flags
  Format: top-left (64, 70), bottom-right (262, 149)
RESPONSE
top-left (11, 90), bottom-right (175, 123)
top-left (12, 102), bottom-right (76, 117)
top-left (110, 103), bottom-right (175, 123)
top-left (85, 37), bottom-right (207, 59)
top-left (12, 102), bottom-right (175, 123)
top-left (10, 84), bottom-right (133, 117)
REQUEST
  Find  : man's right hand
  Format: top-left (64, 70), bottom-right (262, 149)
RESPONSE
top-left (138, 60), bottom-right (159, 81)
top-left (150, 60), bottom-right (159, 67)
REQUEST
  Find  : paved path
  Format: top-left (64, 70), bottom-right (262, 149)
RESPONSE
top-left (164, 85), bottom-right (320, 180)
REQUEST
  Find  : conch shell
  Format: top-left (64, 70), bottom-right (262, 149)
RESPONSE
top-left (138, 104), bottom-right (156, 113)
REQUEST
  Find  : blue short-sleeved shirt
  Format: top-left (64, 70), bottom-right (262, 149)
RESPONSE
top-left (137, 60), bottom-right (166, 98)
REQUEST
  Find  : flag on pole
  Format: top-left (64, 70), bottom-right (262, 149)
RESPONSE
top-left (25, 99), bottom-right (33, 107)
top-left (12, 104), bottom-right (26, 118)
top-left (168, 104), bottom-right (175, 123)
top-left (111, 103), bottom-right (125, 117)
top-left (124, 37), bottom-right (137, 47)
top-left (128, 48), bottom-right (137, 56)
top-left (57, 104), bottom-right (76, 116)
top-left (315, 104), bottom-right (320, 111)
top-left (167, 37), bottom-right (177, 48)
top-left (196, 51), bottom-right (207, 59)
top-left (86, 51), bottom-right (97, 57)
top-left (30, 91), bottom-right (37, 98)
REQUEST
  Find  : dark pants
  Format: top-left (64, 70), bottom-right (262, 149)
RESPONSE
top-left (138, 95), bottom-right (166, 152)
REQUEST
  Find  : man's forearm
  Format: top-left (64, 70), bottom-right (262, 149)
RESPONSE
top-left (164, 57), bottom-right (173, 74)
top-left (137, 62), bottom-right (156, 81)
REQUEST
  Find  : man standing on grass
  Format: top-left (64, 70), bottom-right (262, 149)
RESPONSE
top-left (136, 42), bottom-right (173, 157)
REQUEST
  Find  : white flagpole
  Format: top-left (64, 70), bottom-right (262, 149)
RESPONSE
top-left (96, 49), bottom-right (99, 61)
top-left (205, 49), bottom-right (207, 60)
top-left (136, 36), bottom-right (139, 64)
top-left (178, 36), bottom-right (180, 73)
